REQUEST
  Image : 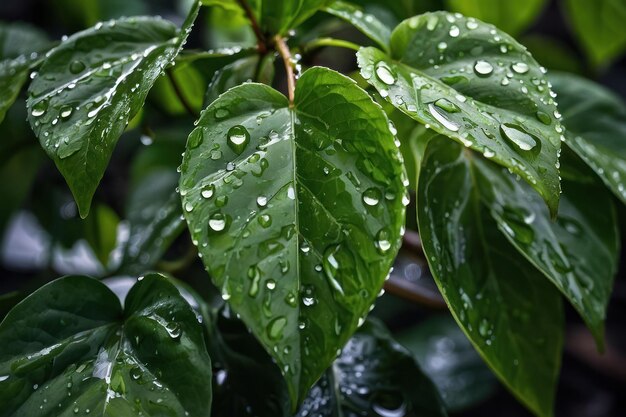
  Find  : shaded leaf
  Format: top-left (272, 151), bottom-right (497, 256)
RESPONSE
top-left (0, 273), bottom-right (212, 417)
top-left (417, 137), bottom-right (564, 417)
top-left (0, 22), bottom-right (49, 124)
top-left (562, 0), bottom-right (626, 66)
top-left (249, 0), bottom-right (331, 36)
top-left (84, 204), bottom-right (119, 267)
top-left (550, 72), bottom-right (626, 205)
top-left (396, 315), bottom-right (497, 412)
top-left (27, 3), bottom-right (200, 218)
top-left (296, 319), bottom-right (447, 417)
top-left (473, 159), bottom-right (619, 348)
top-left (323, 1), bottom-right (391, 51)
top-left (445, 0), bottom-right (547, 36)
top-left (357, 11), bottom-right (563, 215)
top-left (179, 67), bottom-right (406, 403)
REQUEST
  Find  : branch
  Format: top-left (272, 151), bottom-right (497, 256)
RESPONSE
top-left (166, 69), bottom-right (199, 119)
top-left (236, 0), bottom-right (267, 54)
top-left (274, 35), bottom-right (296, 107)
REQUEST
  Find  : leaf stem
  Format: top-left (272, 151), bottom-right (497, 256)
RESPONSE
top-left (303, 37), bottom-right (361, 53)
top-left (166, 68), bottom-right (199, 119)
top-left (236, 0), bottom-right (267, 54)
top-left (275, 35), bottom-right (296, 107)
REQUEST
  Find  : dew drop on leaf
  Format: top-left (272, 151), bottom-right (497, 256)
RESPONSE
top-left (375, 61), bottom-right (396, 85)
top-left (208, 213), bottom-right (227, 233)
top-left (511, 62), bottom-right (529, 74)
top-left (428, 103), bottom-right (460, 132)
top-left (362, 187), bottom-right (381, 206)
top-left (69, 60), bottom-right (86, 74)
top-left (500, 123), bottom-right (538, 151)
top-left (226, 125), bottom-right (250, 154)
top-left (473, 60), bottom-right (493, 77)
top-left (201, 184), bottom-right (215, 199)
top-left (267, 317), bottom-right (287, 340)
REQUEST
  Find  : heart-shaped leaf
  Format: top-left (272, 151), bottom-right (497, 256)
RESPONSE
top-left (179, 66), bottom-right (406, 403)
top-left (473, 158), bottom-right (619, 349)
top-left (0, 273), bottom-right (212, 417)
top-left (417, 137), bottom-right (563, 417)
top-left (296, 319), bottom-right (447, 417)
top-left (550, 72), bottom-right (626, 205)
top-left (358, 11), bottom-right (563, 215)
top-left (27, 3), bottom-right (200, 218)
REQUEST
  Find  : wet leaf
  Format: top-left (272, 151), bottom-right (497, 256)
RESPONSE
top-left (323, 1), bottom-right (391, 51)
top-left (0, 273), bottom-right (212, 417)
top-left (396, 315), bottom-right (497, 412)
top-left (27, 3), bottom-right (200, 218)
top-left (563, 0), bottom-right (626, 66)
top-left (179, 66), bottom-right (406, 404)
top-left (473, 159), bottom-right (619, 349)
top-left (0, 22), bottom-right (49, 124)
top-left (296, 319), bottom-right (447, 417)
top-left (445, 0), bottom-right (547, 36)
top-left (115, 170), bottom-right (185, 276)
top-left (550, 72), bottom-right (626, 205)
top-left (417, 137), bottom-right (564, 417)
top-left (357, 11), bottom-right (562, 215)
top-left (248, 0), bottom-right (331, 36)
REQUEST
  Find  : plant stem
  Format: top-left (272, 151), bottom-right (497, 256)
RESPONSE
top-left (275, 35), bottom-right (296, 107)
top-left (303, 37), bottom-right (361, 53)
top-left (166, 68), bottom-right (199, 119)
top-left (236, 0), bottom-right (267, 54)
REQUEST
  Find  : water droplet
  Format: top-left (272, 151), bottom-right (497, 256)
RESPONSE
top-left (428, 103), bottom-right (460, 132)
top-left (227, 125), bottom-right (250, 154)
top-left (434, 98), bottom-right (460, 113)
top-left (201, 184), bottom-right (215, 199)
top-left (466, 20), bottom-right (478, 30)
top-left (266, 279), bottom-right (276, 290)
top-left (375, 61), bottom-right (396, 85)
top-left (536, 111), bottom-right (551, 125)
top-left (214, 108), bottom-right (229, 119)
top-left (258, 214), bottom-right (272, 228)
top-left (256, 195), bottom-right (268, 207)
top-left (449, 25), bottom-right (460, 37)
top-left (130, 367), bottom-right (142, 381)
top-left (287, 186), bottom-right (295, 200)
top-left (267, 317), bottom-right (287, 340)
top-left (322, 244), bottom-right (346, 295)
top-left (226, 162), bottom-right (235, 171)
top-left (375, 229), bottom-right (392, 254)
top-left (59, 105), bottom-right (73, 119)
top-left (208, 213), bottom-right (227, 232)
top-left (362, 187), bottom-right (381, 206)
top-left (500, 123), bottom-right (538, 151)
top-left (511, 62), bottom-right (529, 74)
top-left (31, 100), bottom-right (48, 117)
top-left (69, 60), bottom-right (86, 74)
top-left (479, 319), bottom-right (490, 337)
top-left (165, 322), bottom-right (181, 339)
top-left (248, 265), bottom-right (260, 297)
top-left (474, 60), bottom-right (493, 77)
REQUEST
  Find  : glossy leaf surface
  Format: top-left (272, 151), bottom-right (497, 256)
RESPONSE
top-left (550, 72), bottom-right (626, 205)
top-left (474, 159), bottom-right (619, 348)
top-left (0, 23), bottom-right (49, 124)
top-left (296, 320), bottom-right (447, 417)
top-left (417, 137), bottom-right (564, 417)
top-left (358, 11), bottom-right (563, 215)
top-left (27, 4), bottom-right (199, 218)
top-left (0, 273), bottom-right (212, 417)
top-left (180, 66), bottom-right (406, 403)
top-left (445, 0), bottom-right (546, 36)
top-left (248, 0), bottom-right (331, 35)
top-left (323, 1), bottom-right (391, 51)
top-left (563, 0), bottom-right (626, 66)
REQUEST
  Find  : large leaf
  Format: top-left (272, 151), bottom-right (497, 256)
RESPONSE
top-left (27, 3), bottom-right (200, 218)
top-left (357, 11), bottom-right (563, 215)
top-left (0, 22), bottom-right (49, 124)
top-left (296, 319), bottom-right (447, 417)
top-left (179, 66), bottom-right (406, 403)
top-left (417, 137), bottom-right (564, 417)
top-left (445, 0), bottom-right (547, 36)
top-left (550, 72), bottom-right (626, 205)
top-left (323, 1), bottom-right (391, 51)
top-left (563, 0), bottom-right (626, 66)
top-left (248, 0), bottom-right (331, 36)
top-left (473, 159), bottom-right (619, 348)
top-left (0, 273), bottom-right (212, 417)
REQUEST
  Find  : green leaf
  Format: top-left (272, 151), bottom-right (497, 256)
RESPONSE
top-left (116, 170), bottom-right (185, 275)
top-left (179, 66), bottom-right (407, 403)
top-left (0, 22), bottom-right (49, 124)
top-left (357, 11), bottom-right (563, 216)
top-left (84, 204), bottom-right (120, 267)
top-left (249, 0), bottom-right (331, 35)
top-left (397, 315), bottom-right (497, 412)
top-left (297, 319), bottom-right (447, 417)
top-left (323, 1), bottom-right (391, 51)
top-left (445, 0), bottom-right (546, 36)
top-left (562, 0), bottom-right (626, 67)
top-left (0, 273), bottom-right (212, 417)
top-left (417, 137), bottom-right (564, 417)
top-left (549, 72), bottom-right (626, 205)
top-left (473, 159), bottom-right (619, 348)
top-left (27, 3), bottom-right (200, 218)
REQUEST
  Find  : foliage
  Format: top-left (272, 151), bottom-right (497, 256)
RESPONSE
top-left (1, 1), bottom-right (625, 417)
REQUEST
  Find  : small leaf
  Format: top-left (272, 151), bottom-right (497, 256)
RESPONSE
top-left (0, 273), bottom-right (212, 417)
top-left (0, 22), bottom-right (49, 124)
top-left (180, 67), bottom-right (406, 403)
top-left (27, 3), bottom-right (200, 218)
top-left (417, 137), bottom-right (564, 417)
top-left (445, 0), bottom-right (547, 36)
top-left (323, 1), bottom-right (391, 51)
top-left (563, 0), bottom-right (626, 67)
top-left (357, 11), bottom-right (563, 215)
top-left (473, 159), bottom-right (619, 349)
top-left (550, 72), bottom-right (626, 205)
top-left (296, 319), bottom-right (447, 417)
top-left (84, 203), bottom-right (119, 267)
top-left (249, 0), bottom-right (331, 35)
